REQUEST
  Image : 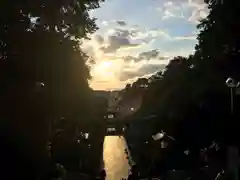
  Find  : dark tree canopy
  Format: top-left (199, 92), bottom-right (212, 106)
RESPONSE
top-left (123, 0), bottom-right (240, 173)
top-left (0, 0), bottom-right (105, 179)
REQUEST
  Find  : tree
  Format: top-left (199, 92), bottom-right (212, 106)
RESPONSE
top-left (126, 0), bottom-right (240, 174)
top-left (0, 0), bottom-right (104, 179)
top-left (193, 0), bottom-right (240, 145)
top-left (193, 0), bottom-right (240, 89)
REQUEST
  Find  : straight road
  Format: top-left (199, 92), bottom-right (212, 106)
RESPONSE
top-left (103, 136), bottom-right (131, 180)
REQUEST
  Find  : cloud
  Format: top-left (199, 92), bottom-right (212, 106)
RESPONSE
top-left (139, 49), bottom-right (159, 60)
top-left (174, 35), bottom-right (196, 40)
top-left (94, 34), bottom-right (104, 44)
top-left (120, 71), bottom-right (143, 81)
top-left (156, 0), bottom-right (208, 22)
top-left (116, 20), bottom-right (127, 26)
top-left (88, 58), bottom-right (96, 65)
top-left (99, 27), bottom-right (171, 52)
top-left (100, 35), bottom-right (139, 53)
top-left (91, 27), bottom-right (147, 53)
top-left (188, 7), bottom-right (208, 23)
top-left (171, 0), bottom-right (205, 5)
top-left (114, 28), bottom-right (137, 38)
top-left (162, 10), bottom-right (177, 20)
top-left (158, 56), bottom-right (170, 60)
top-left (185, 0), bottom-right (209, 23)
top-left (122, 49), bottom-right (169, 63)
top-left (101, 20), bottom-right (109, 26)
top-left (162, 2), bottom-right (184, 20)
top-left (158, 1), bottom-right (185, 20)
top-left (120, 64), bottom-right (166, 81)
top-left (122, 28), bottom-right (171, 47)
top-left (111, 26), bottom-right (170, 41)
top-left (82, 45), bottom-right (95, 57)
top-left (138, 64), bottom-right (166, 74)
top-left (148, 29), bottom-right (171, 38)
top-left (123, 55), bottom-right (140, 62)
top-left (164, 1), bottom-right (174, 7)
top-left (188, 0), bottom-right (205, 5)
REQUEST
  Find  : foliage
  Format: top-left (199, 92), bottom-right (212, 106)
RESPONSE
top-left (0, 0), bottom-right (105, 179)
top-left (123, 0), bottom-right (240, 173)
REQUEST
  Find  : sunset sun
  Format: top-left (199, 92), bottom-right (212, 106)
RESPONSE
top-left (92, 61), bottom-right (115, 79)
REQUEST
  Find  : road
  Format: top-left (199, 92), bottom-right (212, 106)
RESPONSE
top-left (103, 136), bottom-right (131, 180)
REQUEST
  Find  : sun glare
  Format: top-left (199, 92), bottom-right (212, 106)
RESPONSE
top-left (101, 61), bottom-right (112, 68)
top-left (92, 61), bottom-right (115, 79)
top-left (90, 59), bottom-right (124, 90)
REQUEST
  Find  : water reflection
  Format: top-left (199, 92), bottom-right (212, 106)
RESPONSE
top-left (103, 136), bottom-right (131, 180)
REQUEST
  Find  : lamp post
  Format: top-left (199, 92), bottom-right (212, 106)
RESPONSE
top-left (225, 77), bottom-right (240, 180)
top-left (225, 77), bottom-right (240, 114)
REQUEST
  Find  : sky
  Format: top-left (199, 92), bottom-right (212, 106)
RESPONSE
top-left (82, 0), bottom-right (209, 91)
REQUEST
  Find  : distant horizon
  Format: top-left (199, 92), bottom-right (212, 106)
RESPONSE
top-left (92, 88), bottom-right (122, 92)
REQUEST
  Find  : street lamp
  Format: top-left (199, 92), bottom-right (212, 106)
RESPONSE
top-left (225, 77), bottom-right (240, 180)
top-left (225, 77), bottom-right (240, 114)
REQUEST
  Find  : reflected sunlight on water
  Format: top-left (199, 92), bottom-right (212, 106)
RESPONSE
top-left (103, 136), bottom-right (131, 180)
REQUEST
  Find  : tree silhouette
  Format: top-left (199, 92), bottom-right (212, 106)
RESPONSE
top-left (193, 0), bottom-right (240, 144)
top-left (0, 0), bottom-right (104, 179)
top-left (125, 0), bottom-right (240, 175)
